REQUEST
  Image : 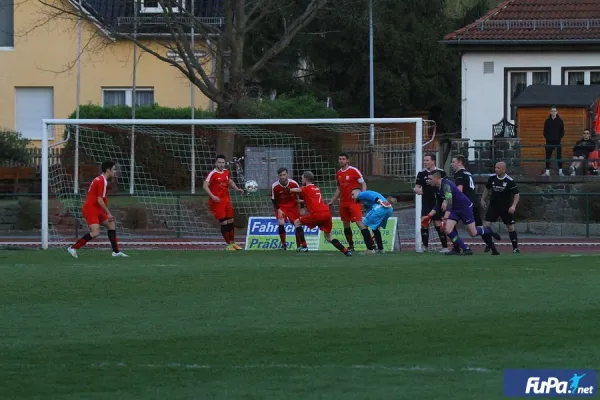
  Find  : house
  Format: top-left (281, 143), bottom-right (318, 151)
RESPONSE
top-left (0, 0), bottom-right (221, 145)
top-left (442, 0), bottom-right (600, 143)
top-left (512, 84), bottom-right (600, 172)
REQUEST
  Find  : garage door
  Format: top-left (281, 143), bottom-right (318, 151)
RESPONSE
top-left (15, 87), bottom-right (54, 140)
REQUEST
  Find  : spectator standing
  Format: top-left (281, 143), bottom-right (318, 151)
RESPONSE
top-left (543, 106), bottom-right (565, 176)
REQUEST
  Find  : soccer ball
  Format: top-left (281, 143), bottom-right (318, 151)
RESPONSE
top-left (244, 180), bottom-right (259, 193)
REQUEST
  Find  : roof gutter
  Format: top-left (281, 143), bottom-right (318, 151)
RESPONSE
top-left (441, 39), bottom-right (600, 45)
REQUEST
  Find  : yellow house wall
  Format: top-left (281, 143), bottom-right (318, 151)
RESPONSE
top-left (0, 0), bottom-right (214, 146)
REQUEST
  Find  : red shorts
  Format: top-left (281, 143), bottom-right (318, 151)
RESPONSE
top-left (275, 206), bottom-right (301, 223)
top-left (209, 199), bottom-right (234, 221)
top-left (299, 212), bottom-right (333, 233)
top-left (82, 206), bottom-right (108, 226)
top-left (339, 201), bottom-right (363, 223)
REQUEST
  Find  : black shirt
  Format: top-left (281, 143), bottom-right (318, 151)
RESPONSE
top-left (453, 168), bottom-right (478, 204)
top-left (416, 168), bottom-right (447, 204)
top-left (486, 174), bottom-right (518, 208)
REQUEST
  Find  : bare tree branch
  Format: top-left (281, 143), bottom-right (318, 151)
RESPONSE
top-left (246, 0), bottom-right (329, 78)
top-left (30, 0), bottom-right (332, 114)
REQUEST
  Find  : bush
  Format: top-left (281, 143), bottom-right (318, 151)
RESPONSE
top-left (236, 95), bottom-right (339, 119)
top-left (121, 207), bottom-right (148, 230)
top-left (0, 129), bottom-right (31, 166)
top-left (14, 198), bottom-right (41, 230)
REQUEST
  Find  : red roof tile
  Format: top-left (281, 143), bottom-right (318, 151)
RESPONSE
top-left (444, 0), bottom-right (600, 43)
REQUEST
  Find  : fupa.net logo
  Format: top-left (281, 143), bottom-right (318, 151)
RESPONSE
top-left (504, 369), bottom-right (597, 397)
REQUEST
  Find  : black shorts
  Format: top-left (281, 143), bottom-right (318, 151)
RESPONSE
top-left (485, 205), bottom-right (515, 225)
top-left (421, 201), bottom-right (442, 221)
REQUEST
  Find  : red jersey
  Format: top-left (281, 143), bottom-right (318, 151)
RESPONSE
top-left (336, 166), bottom-right (364, 203)
top-left (84, 175), bottom-right (108, 209)
top-left (301, 184), bottom-right (330, 215)
top-left (271, 179), bottom-right (300, 208)
top-left (206, 169), bottom-right (231, 201)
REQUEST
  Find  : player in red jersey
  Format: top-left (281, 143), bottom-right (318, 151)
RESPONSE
top-left (288, 171), bottom-right (352, 256)
top-left (202, 154), bottom-right (245, 250)
top-left (67, 160), bottom-right (128, 258)
top-left (328, 153), bottom-right (374, 251)
top-left (271, 167), bottom-right (302, 250)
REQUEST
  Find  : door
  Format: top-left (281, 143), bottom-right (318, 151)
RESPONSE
top-left (15, 87), bottom-right (54, 140)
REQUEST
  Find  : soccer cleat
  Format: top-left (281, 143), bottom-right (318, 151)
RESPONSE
top-left (225, 244), bottom-right (236, 251)
top-left (445, 249), bottom-right (462, 256)
top-left (112, 251), bottom-right (129, 257)
top-left (462, 249), bottom-right (473, 256)
top-left (513, 248), bottom-right (520, 254)
top-left (345, 250), bottom-right (353, 257)
top-left (377, 249), bottom-right (385, 254)
top-left (439, 248), bottom-right (451, 254)
top-left (231, 243), bottom-right (243, 250)
top-left (67, 246), bottom-right (78, 258)
top-left (483, 245), bottom-right (490, 253)
top-left (279, 246), bottom-right (287, 251)
top-left (363, 249), bottom-right (376, 255)
top-left (297, 247), bottom-right (309, 253)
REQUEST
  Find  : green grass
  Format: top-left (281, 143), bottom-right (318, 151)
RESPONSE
top-left (0, 250), bottom-right (598, 399)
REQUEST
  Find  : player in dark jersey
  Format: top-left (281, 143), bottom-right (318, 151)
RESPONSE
top-left (424, 171), bottom-right (500, 256)
top-left (449, 155), bottom-right (499, 255)
top-left (414, 153), bottom-right (448, 252)
top-left (480, 161), bottom-right (521, 254)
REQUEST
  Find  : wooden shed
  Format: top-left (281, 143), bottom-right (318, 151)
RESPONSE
top-left (513, 84), bottom-right (600, 173)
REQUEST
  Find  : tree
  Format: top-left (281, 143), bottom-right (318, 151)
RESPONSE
top-left (37, 0), bottom-right (330, 118)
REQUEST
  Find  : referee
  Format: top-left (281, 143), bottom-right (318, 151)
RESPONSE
top-left (414, 153), bottom-right (449, 252)
top-left (450, 155), bottom-right (499, 255)
top-left (480, 161), bottom-right (520, 254)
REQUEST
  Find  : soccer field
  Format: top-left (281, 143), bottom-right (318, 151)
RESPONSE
top-left (0, 250), bottom-right (598, 399)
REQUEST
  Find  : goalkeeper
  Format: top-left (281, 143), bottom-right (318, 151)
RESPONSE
top-left (351, 188), bottom-right (393, 253)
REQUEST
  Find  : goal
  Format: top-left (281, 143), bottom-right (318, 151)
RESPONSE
top-left (40, 118), bottom-right (431, 251)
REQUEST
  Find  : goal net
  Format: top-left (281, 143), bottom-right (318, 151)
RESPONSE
top-left (40, 118), bottom-right (431, 251)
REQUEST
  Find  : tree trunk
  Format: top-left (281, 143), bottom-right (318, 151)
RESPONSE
top-left (215, 83), bottom-right (245, 160)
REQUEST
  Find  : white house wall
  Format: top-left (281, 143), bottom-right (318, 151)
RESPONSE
top-left (461, 51), bottom-right (600, 141)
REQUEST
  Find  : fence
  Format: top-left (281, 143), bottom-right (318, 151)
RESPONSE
top-left (455, 140), bottom-right (600, 176)
top-left (1, 148), bottom-right (63, 169)
top-left (2, 191), bottom-right (600, 239)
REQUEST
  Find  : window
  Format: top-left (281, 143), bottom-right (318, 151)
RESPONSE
top-left (506, 70), bottom-right (550, 120)
top-left (140, 0), bottom-right (183, 13)
top-left (0, 0), bottom-right (14, 48)
top-left (102, 88), bottom-right (154, 107)
top-left (567, 71), bottom-right (585, 85)
top-left (564, 69), bottom-right (600, 85)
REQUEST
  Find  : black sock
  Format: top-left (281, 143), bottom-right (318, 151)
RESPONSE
top-left (107, 229), bottom-right (119, 253)
top-left (372, 229), bottom-right (383, 250)
top-left (330, 238), bottom-right (347, 254)
top-left (361, 228), bottom-right (375, 250)
top-left (220, 224), bottom-right (230, 243)
top-left (421, 227), bottom-right (429, 247)
top-left (278, 225), bottom-right (286, 248)
top-left (509, 230), bottom-right (518, 249)
top-left (343, 227), bottom-right (354, 248)
top-left (295, 227), bottom-right (307, 248)
top-left (435, 225), bottom-right (448, 248)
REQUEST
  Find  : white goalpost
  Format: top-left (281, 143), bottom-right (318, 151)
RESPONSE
top-left (40, 117), bottom-right (430, 251)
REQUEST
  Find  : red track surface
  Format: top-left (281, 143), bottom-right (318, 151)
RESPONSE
top-left (2, 237), bottom-right (600, 253)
